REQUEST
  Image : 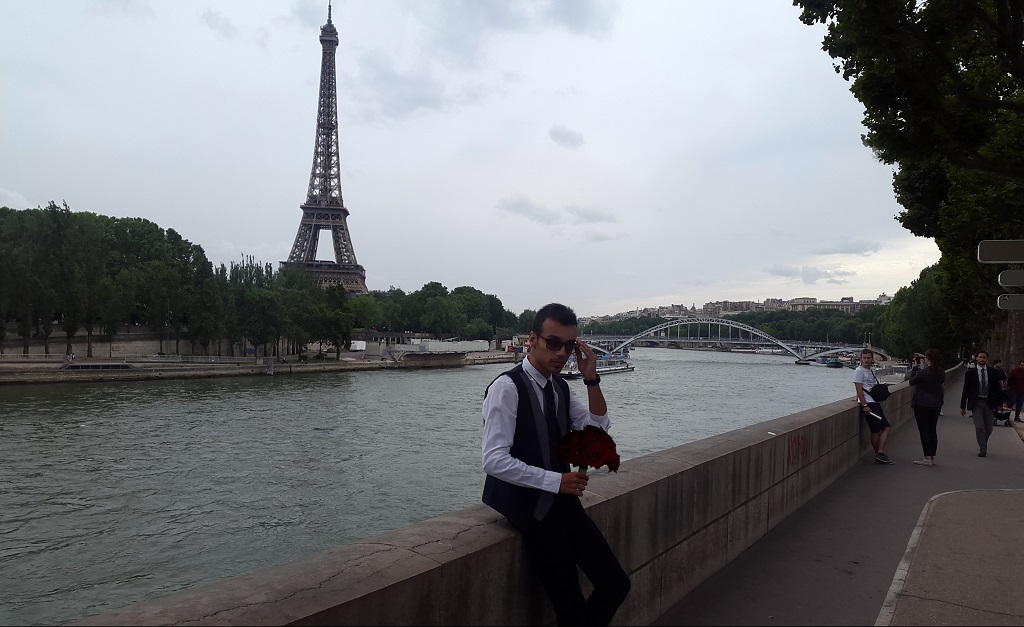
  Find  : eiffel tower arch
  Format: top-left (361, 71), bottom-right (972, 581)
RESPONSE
top-left (280, 2), bottom-right (368, 294)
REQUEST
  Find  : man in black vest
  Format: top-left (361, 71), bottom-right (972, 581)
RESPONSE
top-left (961, 349), bottom-right (999, 456)
top-left (482, 303), bottom-right (630, 626)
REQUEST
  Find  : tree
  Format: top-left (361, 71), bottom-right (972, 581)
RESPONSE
top-left (462, 318), bottom-right (494, 340)
top-left (349, 294), bottom-right (383, 329)
top-left (517, 309), bottom-right (537, 334)
top-left (795, 0), bottom-right (1024, 356)
top-left (422, 295), bottom-right (467, 337)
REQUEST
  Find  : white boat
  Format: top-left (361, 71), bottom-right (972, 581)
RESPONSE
top-left (560, 353), bottom-right (635, 379)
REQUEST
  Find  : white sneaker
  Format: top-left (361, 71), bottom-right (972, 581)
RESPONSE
top-left (913, 459), bottom-right (933, 467)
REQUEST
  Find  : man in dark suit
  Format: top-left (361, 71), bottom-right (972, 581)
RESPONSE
top-left (961, 350), bottom-right (999, 457)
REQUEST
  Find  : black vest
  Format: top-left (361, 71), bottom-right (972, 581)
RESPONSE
top-left (482, 364), bottom-right (571, 526)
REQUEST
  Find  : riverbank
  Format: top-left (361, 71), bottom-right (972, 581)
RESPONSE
top-left (0, 351), bottom-right (516, 385)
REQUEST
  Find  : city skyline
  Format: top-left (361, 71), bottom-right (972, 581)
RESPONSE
top-left (1, 1), bottom-right (940, 317)
top-left (582, 292), bottom-right (892, 321)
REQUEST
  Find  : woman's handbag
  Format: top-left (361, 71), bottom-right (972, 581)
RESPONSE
top-left (869, 371), bottom-right (891, 401)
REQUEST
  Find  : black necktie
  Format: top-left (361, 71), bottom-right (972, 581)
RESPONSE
top-left (543, 380), bottom-right (558, 433)
top-left (980, 368), bottom-right (988, 397)
top-left (543, 381), bottom-right (563, 464)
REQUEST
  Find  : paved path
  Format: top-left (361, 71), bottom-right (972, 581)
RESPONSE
top-left (655, 378), bottom-right (1024, 626)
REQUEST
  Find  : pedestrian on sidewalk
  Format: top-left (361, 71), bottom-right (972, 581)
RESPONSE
top-left (992, 359), bottom-right (1009, 426)
top-left (960, 349), bottom-right (999, 457)
top-left (907, 348), bottom-right (945, 467)
top-left (1006, 360), bottom-right (1024, 423)
top-left (853, 348), bottom-right (894, 464)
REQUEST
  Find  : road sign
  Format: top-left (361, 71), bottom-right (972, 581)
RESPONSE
top-left (978, 240), bottom-right (1024, 263)
top-left (999, 270), bottom-right (1024, 288)
top-left (997, 294), bottom-right (1024, 310)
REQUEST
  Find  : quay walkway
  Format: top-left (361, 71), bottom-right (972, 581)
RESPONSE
top-left (657, 381), bottom-right (1024, 626)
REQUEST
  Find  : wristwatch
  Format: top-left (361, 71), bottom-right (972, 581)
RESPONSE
top-left (583, 374), bottom-right (601, 387)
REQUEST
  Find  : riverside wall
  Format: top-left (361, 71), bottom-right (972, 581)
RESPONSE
top-left (76, 371), bottom-right (960, 626)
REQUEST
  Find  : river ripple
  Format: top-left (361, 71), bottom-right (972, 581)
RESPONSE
top-left (0, 348), bottom-right (854, 624)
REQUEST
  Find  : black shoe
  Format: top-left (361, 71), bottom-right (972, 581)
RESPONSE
top-left (875, 453), bottom-right (895, 465)
top-left (1015, 418), bottom-right (1023, 423)
top-left (993, 419), bottom-right (999, 426)
top-left (979, 450), bottom-right (987, 457)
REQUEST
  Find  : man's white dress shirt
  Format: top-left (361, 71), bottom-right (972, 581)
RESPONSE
top-left (482, 358), bottom-right (612, 494)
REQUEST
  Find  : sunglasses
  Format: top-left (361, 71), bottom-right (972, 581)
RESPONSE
top-left (539, 335), bottom-right (578, 353)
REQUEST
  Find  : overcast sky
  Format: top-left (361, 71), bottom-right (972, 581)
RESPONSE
top-left (1, 0), bottom-right (940, 316)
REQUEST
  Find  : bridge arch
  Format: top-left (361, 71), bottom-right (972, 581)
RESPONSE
top-left (606, 317), bottom-right (803, 359)
top-left (803, 346), bottom-right (893, 362)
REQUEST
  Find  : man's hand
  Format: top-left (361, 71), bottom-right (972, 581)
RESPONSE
top-left (574, 342), bottom-right (600, 380)
top-left (961, 408), bottom-right (967, 417)
top-left (559, 471), bottom-right (589, 496)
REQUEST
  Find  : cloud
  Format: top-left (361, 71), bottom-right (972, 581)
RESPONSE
top-left (544, 0), bottom-right (620, 36)
top-left (811, 239), bottom-right (882, 256)
top-left (0, 188), bottom-right (31, 209)
top-left (346, 53), bottom-right (451, 119)
top-left (497, 194), bottom-right (560, 224)
top-left (201, 10), bottom-right (239, 39)
top-left (93, 0), bottom-right (153, 18)
top-left (766, 265), bottom-right (856, 285)
top-left (408, 0), bottom-right (622, 66)
top-left (584, 231), bottom-right (622, 243)
top-left (254, 28), bottom-right (271, 50)
top-left (565, 205), bottom-right (615, 224)
top-left (290, 0), bottom-right (326, 30)
top-left (549, 124), bottom-right (584, 149)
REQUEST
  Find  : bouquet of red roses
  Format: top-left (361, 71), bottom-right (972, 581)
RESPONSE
top-left (556, 425), bottom-right (620, 473)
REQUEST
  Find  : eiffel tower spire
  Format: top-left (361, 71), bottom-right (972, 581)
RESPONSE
top-left (282, 2), bottom-right (368, 293)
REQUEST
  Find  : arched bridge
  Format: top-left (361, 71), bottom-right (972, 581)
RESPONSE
top-left (587, 318), bottom-right (892, 363)
top-left (604, 318), bottom-right (803, 359)
top-left (802, 346), bottom-right (893, 362)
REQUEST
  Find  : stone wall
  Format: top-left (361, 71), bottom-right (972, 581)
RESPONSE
top-left (76, 371), bottom-right (961, 626)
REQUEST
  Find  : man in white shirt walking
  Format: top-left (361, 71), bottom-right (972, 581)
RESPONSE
top-left (481, 303), bottom-right (630, 626)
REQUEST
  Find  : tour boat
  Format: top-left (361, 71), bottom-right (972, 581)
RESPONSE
top-left (560, 353), bottom-right (635, 379)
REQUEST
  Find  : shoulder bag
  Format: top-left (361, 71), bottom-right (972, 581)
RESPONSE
top-left (868, 370), bottom-right (891, 402)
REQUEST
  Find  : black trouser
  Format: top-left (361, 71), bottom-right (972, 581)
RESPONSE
top-left (913, 405), bottom-right (941, 456)
top-left (514, 495), bottom-right (631, 626)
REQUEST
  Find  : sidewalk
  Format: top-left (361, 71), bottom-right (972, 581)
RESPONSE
top-left (654, 381), bottom-right (1024, 626)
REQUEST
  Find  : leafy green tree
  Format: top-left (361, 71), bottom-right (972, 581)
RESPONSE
top-left (517, 309), bottom-right (537, 333)
top-left (451, 286), bottom-right (491, 323)
top-left (349, 293), bottom-right (383, 329)
top-left (795, 0), bottom-right (1024, 356)
top-left (462, 318), bottom-right (494, 340)
top-left (422, 295), bottom-right (467, 337)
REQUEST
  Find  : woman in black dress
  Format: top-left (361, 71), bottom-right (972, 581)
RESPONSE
top-left (908, 348), bottom-right (945, 466)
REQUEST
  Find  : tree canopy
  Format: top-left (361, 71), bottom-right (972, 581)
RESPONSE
top-left (795, 0), bottom-right (1024, 357)
top-left (0, 204), bottom-right (534, 357)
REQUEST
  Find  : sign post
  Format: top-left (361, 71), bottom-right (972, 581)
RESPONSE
top-left (978, 241), bottom-right (1024, 308)
top-left (978, 240), bottom-right (1024, 263)
top-left (999, 270), bottom-right (1024, 288)
top-left (998, 294), bottom-right (1024, 310)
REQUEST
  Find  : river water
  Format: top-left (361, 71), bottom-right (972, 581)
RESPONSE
top-left (0, 348), bottom-right (854, 624)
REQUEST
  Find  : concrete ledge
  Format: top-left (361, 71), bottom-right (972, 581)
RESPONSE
top-left (76, 376), bottom-right (928, 626)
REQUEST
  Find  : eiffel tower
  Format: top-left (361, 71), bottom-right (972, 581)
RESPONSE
top-left (281, 2), bottom-right (368, 293)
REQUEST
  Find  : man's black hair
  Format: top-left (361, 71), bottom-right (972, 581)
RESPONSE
top-left (532, 303), bottom-right (577, 334)
top-left (977, 349), bottom-right (989, 357)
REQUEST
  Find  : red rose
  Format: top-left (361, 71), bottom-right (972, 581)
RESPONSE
top-left (557, 426), bottom-right (620, 472)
